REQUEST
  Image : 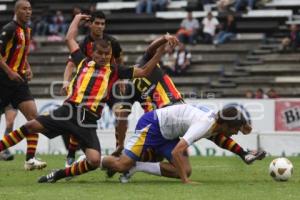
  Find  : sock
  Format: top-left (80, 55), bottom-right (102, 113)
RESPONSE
top-left (209, 133), bottom-right (247, 158)
top-left (25, 132), bottom-right (39, 161)
top-left (131, 162), bottom-right (161, 176)
top-left (0, 126), bottom-right (28, 152)
top-left (67, 135), bottom-right (79, 158)
top-left (55, 159), bottom-right (97, 180)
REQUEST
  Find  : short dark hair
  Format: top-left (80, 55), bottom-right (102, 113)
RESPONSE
top-left (91, 11), bottom-right (106, 22)
top-left (217, 106), bottom-right (247, 128)
top-left (93, 39), bottom-right (111, 54)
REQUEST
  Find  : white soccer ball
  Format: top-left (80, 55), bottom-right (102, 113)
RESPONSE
top-left (269, 158), bottom-right (293, 181)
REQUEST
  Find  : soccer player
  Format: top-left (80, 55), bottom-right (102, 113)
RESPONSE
top-left (0, 105), bottom-right (17, 160)
top-left (101, 104), bottom-right (266, 184)
top-left (0, 0), bottom-right (46, 169)
top-left (61, 11), bottom-right (124, 166)
top-left (0, 13), bottom-right (172, 183)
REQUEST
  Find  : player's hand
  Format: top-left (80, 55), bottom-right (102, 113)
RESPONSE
top-left (111, 145), bottom-right (124, 157)
top-left (60, 81), bottom-right (69, 96)
top-left (75, 13), bottom-right (91, 21)
top-left (243, 150), bottom-right (266, 165)
top-left (183, 179), bottom-right (200, 185)
top-left (26, 69), bottom-right (33, 81)
top-left (164, 33), bottom-right (179, 48)
top-left (8, 71), bottom-right (24, 82)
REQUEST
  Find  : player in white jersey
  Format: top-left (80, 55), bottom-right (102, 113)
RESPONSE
top-left (101, 104), bottom-right (266, 184)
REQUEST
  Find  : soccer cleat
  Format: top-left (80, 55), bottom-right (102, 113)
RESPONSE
top-left (119, 172), bottom-right (131, 183)
top-left (24, 157), bottom-right (47, 170)
top-left (244, 150), bottom-right (266, 165)
top-left (106, 168), bottom-right (117, 178)
top-left (0, 150), bottom-right (14, 161)
top-left (65, 157), bottom-right (75, 168)
top-left (38, 170), bottom-right (58, 183)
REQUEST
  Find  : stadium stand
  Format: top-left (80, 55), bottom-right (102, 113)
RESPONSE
top-left (1, 0), bottom-right (299, 98)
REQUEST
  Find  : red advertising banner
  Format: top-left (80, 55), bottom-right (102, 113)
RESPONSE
top-left (275, 100), bottom-right (300, 131)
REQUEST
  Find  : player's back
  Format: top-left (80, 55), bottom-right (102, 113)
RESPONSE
top-left (156, 104), bottom-right (216, 140)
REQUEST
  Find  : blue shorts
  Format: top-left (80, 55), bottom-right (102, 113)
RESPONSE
top-left (125, 111), bottom-right (179, 162)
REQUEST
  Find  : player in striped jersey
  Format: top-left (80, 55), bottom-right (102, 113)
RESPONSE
top-left (0, 0), bottom-right (46, 170)
top-left (0, 14), bottom-right (177, 183)
top-left (101, 104), bottom-right (266, 184)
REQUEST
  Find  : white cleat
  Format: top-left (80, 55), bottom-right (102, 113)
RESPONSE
top-left (119, 172), bottom-right (131, 183)
top-left (24, 157), bottom-right (47, 171)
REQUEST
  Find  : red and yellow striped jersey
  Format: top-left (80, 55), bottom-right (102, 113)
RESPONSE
top-left (0, 21), bottom-right (31, 75)
top-left (66, 50), bottom-right (134, 116)
top-left (121, 52), bottom-right (183, 113)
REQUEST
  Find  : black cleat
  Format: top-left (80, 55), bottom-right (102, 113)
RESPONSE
top-left (38, 170), bottom-right (59, 183)
top-left (106, 168), bottom-right (117, 178)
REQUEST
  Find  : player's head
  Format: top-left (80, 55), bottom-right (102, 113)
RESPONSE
top-left (216, 106), bottom-right (252, 136)
top-left (89, 11), bottom-right (106, 37)
top-left (14, 0), bottom-right (32, 24)
top-left (92, 39), bottom-right (112, 66)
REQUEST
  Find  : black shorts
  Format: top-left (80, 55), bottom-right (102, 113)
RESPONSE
top-left (36, 103), bottom-right (101, 152)
top-left (0, 71), bottom-right (34, 110)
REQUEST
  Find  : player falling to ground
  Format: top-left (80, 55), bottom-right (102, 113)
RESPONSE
top-left (0, 0), bottom-right (46, 170)
top-left (0, 13), bottom-right (177, 183)
top-left (101, 104), bottom-right (266, 184)
top-left (61, 11), bottom-right (125, 166)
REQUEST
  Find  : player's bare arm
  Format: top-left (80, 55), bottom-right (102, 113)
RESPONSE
top-left (133, 44), bottom-right (166, 78)
top-left (145, 34), bottom-right (179, 57)
top-left (171, 138), bottom-right (191, 183)
top-left (61, 61), bottom-right (75, 95)
top-left (0, 55), bottom-right (24, 82)
top-left (65, 14), bottom-right (91, 53)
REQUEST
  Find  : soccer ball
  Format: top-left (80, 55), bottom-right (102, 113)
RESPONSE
top-left (269, 158), bottom-right (293, 181)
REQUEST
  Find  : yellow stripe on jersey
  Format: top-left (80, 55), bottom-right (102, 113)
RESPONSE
top-left (3, 37), bottom-right (13, 61)
top-left (13, 29), bottom-right (25, 72)
top-left (156, 82), bottom-right (171, 105)
top-left (90, 65), bottom-right (111, 112)
top-left (67, 59), bottom-right (85, 98)
top-left (131, 124), bottom-right (151, 157)
top-left (74, 66), bottom-right (95, 103)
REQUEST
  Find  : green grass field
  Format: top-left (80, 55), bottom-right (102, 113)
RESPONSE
top-left (0, 155), bottom-right (299, 200)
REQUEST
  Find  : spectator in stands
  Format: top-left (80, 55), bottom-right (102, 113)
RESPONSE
top-left (155, 0), bottom-right (169, 11)
top-left (217, 0), bottom-right (235, 12)
top-left (267, 88), bottom-right (279, 98)
top-left (174, 43), bottom-right (192, 75)
top-left (34, 8), bottom-right (51, 36)
top-left (136, 0), bottom-right (154, 14)
top-left (202, 11), bottom-right (219, 44)
top-left (234, 0), bottom-right (256, 12)
top-left (255, 88), bottom-right (268, 99)
top-left (88, 4), bottom-right (97, 15)
top-left (176, 12), bottom-right (199, 45)
top-left (213, 13), bottom-right (236, 45)
top-left (280, 24), bottom-right (300, 52)
top-left (49, 10), bottom-right (68, 36)
top-left (245, 90), bottom-right (254, 98)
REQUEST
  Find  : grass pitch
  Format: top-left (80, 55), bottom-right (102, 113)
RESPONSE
top-left (0, 155), bottom-right (299, 200)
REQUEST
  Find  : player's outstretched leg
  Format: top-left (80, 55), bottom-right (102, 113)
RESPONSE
top-left (38, 148), bottom-right (100, 183)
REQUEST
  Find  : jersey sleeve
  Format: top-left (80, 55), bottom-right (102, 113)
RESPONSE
top-left (70, 49), bottom-right (86, 67)
top-left (0, 23), bottom-right (15, 56)
top-left (118, 65), bottom-right (135, 79)
top-left (111, 39), bottom-right (122, 59)
top-left (182, 120), bottom-right (213, 146)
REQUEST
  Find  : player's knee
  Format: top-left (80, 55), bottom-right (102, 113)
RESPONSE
top-left (87, 155), bottom-right (101, 168)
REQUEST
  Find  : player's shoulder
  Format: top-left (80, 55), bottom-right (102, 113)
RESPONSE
top-left (103, 34), bottom-right (120, 43)
top-left (1, 21), bottom-right (17, 32)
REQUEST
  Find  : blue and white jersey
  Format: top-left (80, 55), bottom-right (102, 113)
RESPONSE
top-left (155, 104), bottom-right (217, 145)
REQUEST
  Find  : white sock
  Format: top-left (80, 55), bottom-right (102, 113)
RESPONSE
top-left (131, 162), bottom-right (161, 176)
top-left (100, 156), bottom-right (106, 169)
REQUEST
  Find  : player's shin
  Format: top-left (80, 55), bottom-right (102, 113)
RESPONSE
top-left (0, 126), bottom-right (28, 152)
